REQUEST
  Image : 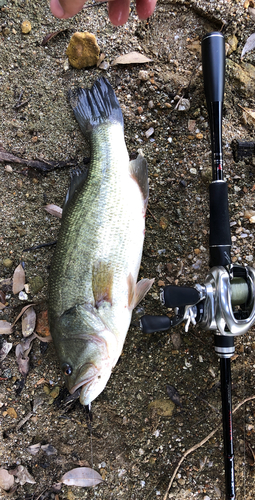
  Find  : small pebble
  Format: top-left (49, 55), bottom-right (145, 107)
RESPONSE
top-left (21, 20), bottom-right (31, 34)
top-left (145, 127), bottom-right (154, 138)
top-left (3, 258), bottom-right (13, 268)
top-left (196, 132), bottom-right (203, 139)
top-left (190, 167), bottom-right (197, 175)
top-left (4, 165), bottom-right (12, 173)
top-left (138, 70), bottom-right (149, 81)
top-left (19, 291), bottom-right (28, 301)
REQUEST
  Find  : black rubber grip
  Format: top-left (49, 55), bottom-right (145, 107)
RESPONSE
top-left (202, 32), bottom-right (225, 105)
top-left (140, 315), bottom-right (172, 334)
top-left (209, 181), bottom-right (231, 267)
top-left (163, 285), bottom-right (200, 308)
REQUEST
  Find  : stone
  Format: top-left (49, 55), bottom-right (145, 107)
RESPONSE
top-left (29, 276), bottom-right (44, 295)
top-left (66, 32), bottom-right (100, 69)
top-left (3, 258), bottom-right (13, 268)
top-left (226, 59), bottom-right (255, 96)
top-left (21, 20), bottom-right (32, 34)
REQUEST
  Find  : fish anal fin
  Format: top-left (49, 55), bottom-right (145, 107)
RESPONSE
top-left (129, 154), bottom-right (149, 208)
top-left (128, 273), bottom-right (154, 310)
top-left (92, 261), bottom-right (114, 309)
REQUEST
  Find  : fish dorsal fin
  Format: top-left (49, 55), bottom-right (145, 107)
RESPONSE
top-left (62, 167), bottom-right (89, 216)
top-left (92, 261), bottom-right (114, 309)
top-left (129, 153), bottom-right (149, 208)
top-left (128, 273), bottom-right (154, 310)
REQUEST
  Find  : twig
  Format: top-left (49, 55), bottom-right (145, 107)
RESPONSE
top-left (163, 394), bottom-right (255, 500)
top-left (147, 207), bottom-right (158, 222)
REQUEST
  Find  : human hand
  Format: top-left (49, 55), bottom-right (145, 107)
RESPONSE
top-left (50, 0), bottom-right (157, 25)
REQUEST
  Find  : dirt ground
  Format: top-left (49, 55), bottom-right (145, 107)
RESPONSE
top-left (1, 0), bottom-right (255, 498)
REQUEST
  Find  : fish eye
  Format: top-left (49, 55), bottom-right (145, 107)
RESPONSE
top-left (62, 363), bottom-right (72, 376)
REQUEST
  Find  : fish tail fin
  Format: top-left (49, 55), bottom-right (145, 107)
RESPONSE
top-left (68, 77), bottom-right (123, 137)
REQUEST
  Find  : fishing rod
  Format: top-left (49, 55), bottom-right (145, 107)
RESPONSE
top-left (140, 32), bottom-right (255, 499)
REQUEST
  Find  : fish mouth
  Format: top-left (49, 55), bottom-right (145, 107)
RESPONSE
top-left (69, 362), bottom-right (112, 406)
top-left (69, 363), bottom-right (97, 395)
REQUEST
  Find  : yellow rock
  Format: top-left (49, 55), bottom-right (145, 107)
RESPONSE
top-left (148, 399), bottom-right (175, 417)
top-left (66, 32), bottom-right (100, 69)
top-left (21, 20), bottom-right (31, 34)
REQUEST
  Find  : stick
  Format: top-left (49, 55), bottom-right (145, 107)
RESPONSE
top-left (163, 394), bottom-right (255, 500)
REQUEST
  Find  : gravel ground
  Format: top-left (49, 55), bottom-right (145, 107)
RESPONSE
top-left (1, 0), bottom-right (255, 499)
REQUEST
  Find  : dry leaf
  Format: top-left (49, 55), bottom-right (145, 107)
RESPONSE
top-left (35, 310), bottom-right (51, 338)
top-left (241, 33), bottom-right (255, 58)
top-left (0, 320), bottom-right (12, 335)
top-left (0, 468), bottom-right (15, 491)
top-left (13, 303), bottom-right (35, 326)
top-left (0, 339), bottom-right (12, 362)
top-left (12, 264), bottom-right (25, 294)
top-left (27, 443), bottom-right (41, 455)
top-left (41, 29), bottom-right (68, 46)
top-left (61, 467), bottom-right (103, 487)
top-left (15, 343), bottom-right (30, 377)
top-left (96, 52), bottom-right (106, 67)
top-left (6, 407), bottom-right (18, 419)
top-left (248, 6), bottom-right (255, 20)
top-left (22, 306), bottom-right (36, 337)
top-left (245, 209), bottom-right (255, 223)
top-left (44, 204), bottom-right (63, 218)
top-left (10, 465), bottom-right (36, 486)
top-left (112, 51), bottom-right (152, 65)
top-left (41, 444), bottom-right (58, 456)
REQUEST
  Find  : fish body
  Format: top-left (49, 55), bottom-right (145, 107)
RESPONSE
top-left (48, 78), bottom-right (153, 405)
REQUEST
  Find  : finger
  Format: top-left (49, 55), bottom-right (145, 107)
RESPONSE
top-left (136, 0), bottom-right (157, 20)
top-left (108, 0), bottom-right (131, 26)
top-left (50, 0), bottom-right (86, 19)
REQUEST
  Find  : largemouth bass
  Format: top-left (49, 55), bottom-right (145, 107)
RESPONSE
top-left (48, 78), bottom-right (153, 405)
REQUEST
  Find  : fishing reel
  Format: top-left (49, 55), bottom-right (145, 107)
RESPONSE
top-left (140, 263), bottom-right (255, 357)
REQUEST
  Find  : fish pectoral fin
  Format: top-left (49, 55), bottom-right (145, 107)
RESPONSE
top-left (129, 153), bottom-right (149, 208)
top-left (92, 261), bottom-right (114, 309)
top-left (128, 273), bottom-right (154, 309)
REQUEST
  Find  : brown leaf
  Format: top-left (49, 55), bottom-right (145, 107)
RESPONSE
top-left (22, 306), bottom-right (36, 337)
top-left (35, 310), bottom-right (51, 337)
top-left (60, 467), bottom-right (103, 487)
top-left (0, 320), bottom-right (12, 335)
top-left (112, 51), bottom-right (152, 65)
top-left (44, 204), bottom-right (63, 218)
top-left (0, 468), bottom-right (15, 491)
top-left (41, 29), bottom-right (68, 46)
top-left (239, 104), bottom-right (255, 125)
top-left (6, 407), bottom-right (18, 419)
top-left (96, 52), bottom-right (106, 67)
top-left (12, 264), bottom-right (25, 295)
